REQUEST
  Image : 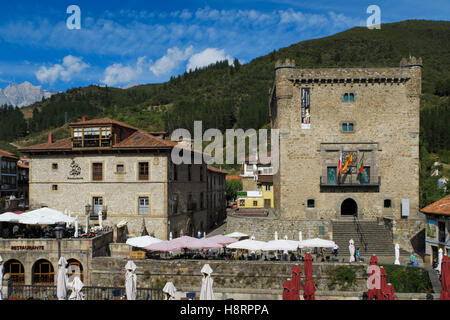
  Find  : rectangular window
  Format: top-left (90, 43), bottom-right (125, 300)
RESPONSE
top-left (342, 123), bottom-right (348, 132)
top-left (265, 184), bottom-right (271, 191)
top-left (139, 162), bottom-right (149, 180)
top-left (116, 164), bottom-right (124, 174)
top-left (301, 88), bottom-right (311, 125)
top-left (93, 197), bottom-right (103, 215)
top-left (360, 167), bottom-right (370, 184)
top-left (92, 163), bottom-right (103, 181)
top-left (253, 201), bottom-right (258, 207)
top-left (384, 199), bottom-right (392, 208)
top-left (52, 163), bottom-right (58, 170)
top-left (52, 185), bottom-right (58, 191)
top-left (138, 197), bottom-right (149, 215)
top-left (327, 167), bottom-right (337, 185)
top-left (240, 200), bottom-right (245, 206)
top-left (348, 123), bottom-right (354, 132)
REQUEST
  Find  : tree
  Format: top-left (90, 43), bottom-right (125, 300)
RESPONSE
top-left (226, 179), bottom-right (243, 202)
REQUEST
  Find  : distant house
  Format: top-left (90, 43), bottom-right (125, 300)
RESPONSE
top-left (0, 149), bottom-right (18, 198)
top-left (237, 175), bottom-right (274, 209)
top-left (420, 195), bottom-right (450, 265)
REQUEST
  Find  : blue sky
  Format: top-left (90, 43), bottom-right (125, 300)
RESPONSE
top-left (0, 0), bottom-right (448, 91)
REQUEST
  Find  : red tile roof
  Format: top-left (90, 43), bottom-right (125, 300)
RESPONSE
top-left (207, 165), bottom-right (228, 175)
top-left (0, 149), bottom-right (18, 159)
top-left (420, 195), bottom-right (450, 216)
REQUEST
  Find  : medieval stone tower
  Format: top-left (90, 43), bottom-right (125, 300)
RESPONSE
top-left (269, 57), bottom-right (424, 253)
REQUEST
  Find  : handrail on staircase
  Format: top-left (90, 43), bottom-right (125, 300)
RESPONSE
top-left (353, 215), bottom-right (368, 252)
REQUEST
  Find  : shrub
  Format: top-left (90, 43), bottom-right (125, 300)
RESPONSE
top-left (383, 264), bottom-right (433, 293)
top-left (328, 266), bottom-right (357, 291)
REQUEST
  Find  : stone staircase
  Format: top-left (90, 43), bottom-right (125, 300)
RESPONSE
top-left (332, 219), bottom-right (403, 258)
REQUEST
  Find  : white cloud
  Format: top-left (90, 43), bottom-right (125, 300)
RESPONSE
top-left (101, 56), bottom-right (147, 86)
top-left (187, 48), bottom-right (233, 71)
top-left (35, 55), bottom-right (89, 84)
top-left (150, 46), bottom-right (194, 77)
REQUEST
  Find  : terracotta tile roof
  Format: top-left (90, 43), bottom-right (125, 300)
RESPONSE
top-left (226, 175), bottom-right (242, 180)
top-left (17, 160), bottom-right (30, 169)
top-left (18, 138), bottom-right (73, 152)
top-left (69, 117), bottom-right (139, 131)
top-left (0, 149), bottom-right (17, 158)
top-left (420, 195), bottom-right (450, 216)
top-left (257, 175), bottom-right (273, 184)
top-left (207, 165), bottom-right (228, 175)
top-left (113, 130), bottom-right (174, 149)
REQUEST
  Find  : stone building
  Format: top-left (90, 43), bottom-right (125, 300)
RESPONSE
top-left (420, 195), bottom-right (450, 264)
top-left (263, 57), bottom-right (424, 253)
top-left (19, 117), bottom-right (227, 239)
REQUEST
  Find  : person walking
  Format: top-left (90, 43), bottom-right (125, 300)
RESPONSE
top-left (356, 247), bottom-right (361, 262)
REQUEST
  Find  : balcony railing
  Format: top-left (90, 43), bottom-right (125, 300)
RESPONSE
top-left (320, 176), bottom-right (381, 187)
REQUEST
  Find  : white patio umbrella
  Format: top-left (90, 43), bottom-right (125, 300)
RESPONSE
top-left (262, 239), bottom-right (302, 251)
top-left (299, 238), bottom-right (336, 248)
top-left (226, 238), bottom-right (267, 251)
top-left (200, 264), bottom-right (215, 300)
top-left (349, 239), bottom-right (355, 263)
top-left (437, 248), bottom-right (443, 274)
top-left (394, 244), bottom-right (400, 265)
top-left (56, 257), bottom-right (69, 300)
top-left (274, 231), bottom-right (278, 240)
top-left (0, 255), bottom-right (3, 300)
top-left (298, 231), bottom-right (303, 242)
top-left (18, 208), bottom-right (75, 225)
top-left (74, 216), bottom-right (79, 238)
top-left (126, 236), bottom-right (163, 248)
top-left (169, 232), bottom-right (173, 241)
top-left (68, 276), bottom-right (85, 300)
top-left (125, 261), bottom-right (137, 300)
top-left (98, 209), bottom-right (103, 229)
top-left (225, 232), bottom-right (249, 239)
top-left (0, 212), bottom-right (22, 223)
top-left (162, 282), bottom-right (177, 300)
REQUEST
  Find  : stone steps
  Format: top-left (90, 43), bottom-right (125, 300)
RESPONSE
top-left (332, 220), bottom-right (396, 256)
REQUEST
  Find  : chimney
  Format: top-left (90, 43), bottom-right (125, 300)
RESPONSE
top-left (82, 115), bottom-right (87, 122)
top-left (48, 132), bottom-right (53, 144)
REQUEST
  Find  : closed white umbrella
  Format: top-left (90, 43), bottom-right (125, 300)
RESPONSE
top-left (394, 244), bottom-right (401, 265)
top-left (125, 261), bottom-right (137, 300)
top-left (0, 255), bottom-right (3, 300)
top-left (169, 232), bottom-right (173, 241)
top-left (162, 282), bottom-right (177, 300)
top-left (74, 216), bottom-right (79, 238)
top-left (349, 239), bottom-right (355, 263)
top-left (300, 238), bottom-right (336, 248)
top-left (98, 209), bottom-right (103, 229)
top-left (274, 231), bottom-right (278, 240)
top-left (68, 276), bottom-right (85, 300)
top-left (437, 248), bottom-right (443, 274)
top-left (200, 264), bottom-right (215, 300)
top-left (57, 257), bottom-right (69, 300)
top-left (298, 231), bottom-right (303, 242)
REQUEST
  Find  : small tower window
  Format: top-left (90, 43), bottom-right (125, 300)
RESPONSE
top-left (384, 199), bottom-right (392, 208)
top-left (307, 199), bottom-right (315, 208)
top-left (344, 93), bottom-right (349, 103)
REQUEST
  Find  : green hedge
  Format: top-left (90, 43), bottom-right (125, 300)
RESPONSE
top-left (383, 264), bottom-right (433, 293)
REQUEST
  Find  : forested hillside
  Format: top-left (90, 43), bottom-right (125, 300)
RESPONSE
top-left (0, 19), bottom-right (449, 205)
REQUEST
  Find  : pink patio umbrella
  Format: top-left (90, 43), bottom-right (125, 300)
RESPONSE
top-left (185, 238), bottom-right (223, 250)
top-left (207, 235), bottom-right (238, 246)
top-left (145, 236), bottom-right (198, 252)
top-left (303, 253), bottom-right (316, 300)
top-left (441, 254), bottom-right (450, 300)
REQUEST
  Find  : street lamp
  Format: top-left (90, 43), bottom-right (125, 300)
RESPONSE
top-left (85, 203), bottom-right (91, 234)
top-left (54, 224), bottom-right (65, 260)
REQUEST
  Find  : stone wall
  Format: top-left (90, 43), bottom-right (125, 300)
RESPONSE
top-left (226, 214), bottom-right (332, 241)
top-left (89, 257), bottom-right (368, 292)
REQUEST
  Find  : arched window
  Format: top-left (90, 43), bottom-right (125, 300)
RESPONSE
top-left (349, 93), bottom-right (355, 102)
top-left (343, 93), bottom-right (349, 102)
top-left (67, 259), bottom-right (84, 282)
top-left (4, 259), bottom-right (25, 284)
top-left (32, 259), bottom-right (54, 285)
